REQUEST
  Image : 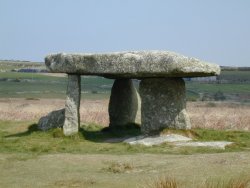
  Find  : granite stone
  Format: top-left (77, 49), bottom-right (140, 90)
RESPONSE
top-left (45, 51), bottom-right (220, 78)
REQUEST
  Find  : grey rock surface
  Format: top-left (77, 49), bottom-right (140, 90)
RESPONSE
top-left (174, 141), bottom-right (233, 149)
top-left (124, 134), bottom-right (192, 146)
top-left (124, 134), bottom-right (233, 149)
top-left (139, 78), bottom-right (191, 134)
top-left (38, 109), bottom-right (65, 131)
top-left (134, 90), bottom-right (141, 125)
top-left (63, 75), bottom-right (81, 136)
top-left (45, 51), bottom-right (220, 78)
top-left (108, 79), bottom-right (141, 127)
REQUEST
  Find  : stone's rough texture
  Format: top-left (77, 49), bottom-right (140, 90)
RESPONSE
top-left (124, 134), bottom-right (233, 149)
top-left (63, 75), bottom-right (81, 136)
top-left (124, 134), bottom-right (192, 146)
top-left (174, 141), bottom-right (233, 149)
top-left (135, 90), bottom-right (141, 125)
top-left (45, 51), bottom-right (220, 78)
top-left (109, 79), bottom-right (141, 127)
top-left (38, 109), bottom-right (65, 131)
top-left (139, 78), bottom-right (191, 134)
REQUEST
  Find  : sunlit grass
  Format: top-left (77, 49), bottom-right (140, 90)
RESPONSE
top-left (0, 121), bottom-right (250, 155)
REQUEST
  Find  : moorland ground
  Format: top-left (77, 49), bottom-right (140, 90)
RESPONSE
top-left (1, 98), bottom-right (250, 188)
top-left (1, 98), bottom-right (250, 130)
top-left (0, 63), bottom-right (250, 187)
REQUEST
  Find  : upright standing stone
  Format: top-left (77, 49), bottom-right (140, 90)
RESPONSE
top-left (63, 74), bottom-right (81, 136)
top-left (109, 79), bottom-right (141, 128)
top-left (139, 78), bottom-right (191, 134)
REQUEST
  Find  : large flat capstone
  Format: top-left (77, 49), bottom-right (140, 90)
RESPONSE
top-left (45, 51), bottom-right (220, 78)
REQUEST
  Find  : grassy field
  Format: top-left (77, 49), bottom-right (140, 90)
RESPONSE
top-left (186, 82), bottom-right (250, 102)
top-left (0, 98), bottom-right (250, 187)
top-left (0, 72), bottom-right (113, 99)
top-left (0, 120), bottom-right (250, 187)
top-left (1, 120), bottom-right (250, 154)
top-left (1, 152), bottom-right (249, 188)
top-left (1, 98), bottom-right (250, 129)
top-left (218, 70), bottom-right (250, 82)
top-left (0, 60), bottom-right (45, 71)
top-left (0, 103), bottom-right (250, 187)
top-left (1, 62), bottom-right (250, 187)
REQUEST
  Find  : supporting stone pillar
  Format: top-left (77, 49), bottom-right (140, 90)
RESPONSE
top-left (139, 78), bottom-right (191, 134)
top-left (108, 79), bottom-right (141, 128)
top-left (63, 74), bottom-right (81, 136)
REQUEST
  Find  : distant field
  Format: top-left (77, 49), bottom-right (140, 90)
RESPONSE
top-left (186, 82), bottom-right (250, 102)
top-left (0, 72), bottom-right (113, 99)
top-left (1, 72), bottom-right (250, 102)
top-left (0, 60), bottom-right (45, 71)
top-left (218, 70), bottom-right (250, 82)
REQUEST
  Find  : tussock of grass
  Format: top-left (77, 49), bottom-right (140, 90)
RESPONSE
top-left (203, 176), bottom-right (250, 188)
top-left (142, 176), bottom-right (178, 188)
top-left (103, 161), bottom-right (134, 173)
top-left (142, 176), bottom-right (250, 188)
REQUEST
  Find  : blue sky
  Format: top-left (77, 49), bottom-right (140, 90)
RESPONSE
top-left (0, 0), bottom-right (249, 66)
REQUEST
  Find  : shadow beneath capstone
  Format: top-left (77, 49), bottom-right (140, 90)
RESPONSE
top-left (4, 123), bottom-right (141, 143)
top-left (5, 123), bottom-right (40, 138)
top-left (79, 123), bottom-right (141, 143)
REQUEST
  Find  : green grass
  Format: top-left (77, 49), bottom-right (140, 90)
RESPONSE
top-left (0, 72), bottom-right (59, 80)
top-left (218, 70), bottom-right (250, 82)
top-left (0, 120), bottom-right (250, 188)
top-left (186, 82), bottom-right (250, 94)
top-left (0, 72), bottom-right (113, 99)
top-left (1, 71), bottom-right (250, 101)
top-left (0, 60), bottom-right (44, 71)
top-left (1, 120), bottom-right (250, 155)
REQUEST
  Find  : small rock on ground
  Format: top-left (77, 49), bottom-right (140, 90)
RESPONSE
top-left (38, 108), bottom-right (65, 131)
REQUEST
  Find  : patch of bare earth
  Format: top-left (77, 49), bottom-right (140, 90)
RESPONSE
top-left (0, 98), bottom-right (250, 130)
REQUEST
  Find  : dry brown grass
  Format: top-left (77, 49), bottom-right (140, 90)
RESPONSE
top-left (144, 176), bottom-right (178, 188)
top-left (0, 98), bottom-right (249, 131)
top-left (142, 176), bottom-right (250, 188)
top-left (202, 176), bottom-right (250, 188)
top-left (188, 102), bottom-right (250, 131)
top-left (103, 161), bottom-right (134, 173)
top-left (0, 98), bottom-right (109, 125)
